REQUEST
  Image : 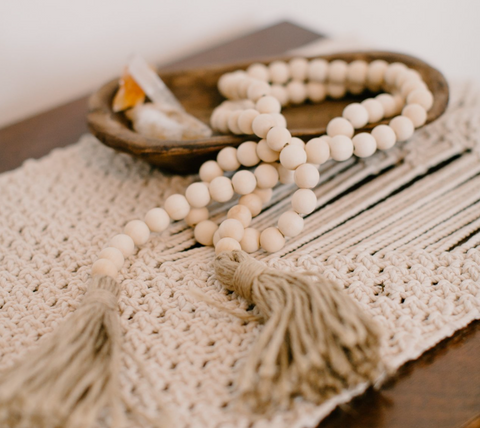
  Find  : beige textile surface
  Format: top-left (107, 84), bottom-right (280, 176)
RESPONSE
top-left (1, 82), bottom-right (480, 428)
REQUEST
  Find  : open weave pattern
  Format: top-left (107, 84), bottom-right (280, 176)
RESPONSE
top-left (0, 82), bottom-right (480, 428)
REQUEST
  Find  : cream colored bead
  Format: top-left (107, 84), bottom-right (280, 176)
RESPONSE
top-left (342, 103), bottom-right (369, 128)
top-left (361, 98), bottom-right (384, 123)
top-left (99, 247), bottom-right (124, 271)
top-left (236, 77), bottom-right (255, 99)
top-left (352, 133), bottom-right (377, 158)
top-left (347, 60), bottom-right (368, 85)
top-left (279, 145), bottom-right (307, 170)
top-left (144, 207), bottom-right (170, 233)
top-left (305, 136), bottom-right (330, 165)
top-left (255, 95), bottom-right (281, 114)
top-left (256, 139), bottom-right (280, 163)
top-left (185, 182), bottom-right (210, 208)
top-left (237, 141), bottom-right (260, 167)
top-left (371, 124), bottom-right (397, 150)
top-left (271, 113), bottom-right (287, 128)
top-left (366, 59), bottom-right (388, 88)
top-left (294, 163), bottom-right (320, 189)
top-left (389, 116), bottom-right (415, 141)
top-left (292, 189), bottom-right (317, 215)
top-left (407, 89), bottom-right (434, 111)
top-left (269, 60), bottom-right (289, 84)
top-left (218, 218), bottom-right (244, 242)
top-left (329, 135), bottom-right (353, 161)
top-left (227, 205), bottom-right (252, 228)
top-left (247, 81), bottom-right (271, 102)
top-left (92, 259), bottom-right (118, 278)
top-left (348, 83), bottom-right (364, 95)
top-left (400, 79), bottom-right (427, 99)
top-left (276, 163), bottom-right (294, 184)
top-left (289, 137), bottom-right (305, 149)
top-left (328, 59), bottom-right (348, 83)
top-left (266, 126), bottom-right (291, 151)
top-left (384, 62), bottom-right (407, 87)
top-left (392, 94), bottom-right (404, 115)
top-left (247, 62), bottom-right (269, 81)
top-left (402, 103), bottom-right (427, 128)
top-left (306, 82), bottom-right (326, 103)
top-left (327, 83), bottom-right (346, 99)
top-left (240, 228), bottom-right (260, 253)
top-left (252, 114), bottom-right (276, 138)
top-left (286, 81), bottom-right (307, 104)
top-left (237, 109), bottom-right (260, 135)
top-left (215, 237), bottom-right (241, 254)
top-left (260, 227), bottom-right (285, 253)
top-left (185, 207), bottom-right (209, 227)
top-left (308, 58), bottom-right (328, 82)
top-left (289, 57), bottom-right (308, 81)
top-left (232, 170), bottom-right (257, 195)
top-left (110, 234), bottom-right (135, 257)
top-left (239, 193), bottom-right (263, 217)
top-left (326, 117), bottom-right (354, 138)
top-left (218, 73), bottom-right (233, 97)
top-left (395, 68), bottom-right (422, 89)
top-left (252, 187), bottom-right (273, 203)
top-left (278, 211), bottom-right (304, 237)
top-left (254, 163), bottom-right (279, 189)
top-left (217, 147), bottom-right (240, 171)
top-left (164, 194), bottom-right (190, 221)
top-left (227, 110), bottom-right (243, 134)
top-left (213, 229), bottom-right (221, 246)
top-left (376, 94), bottom-right (397, 117)
top-left (124, 220), bottom-right (150, 246)
top-left (270, 84), bottom-right (289, 106)
top-left (199, 160), bottom-right (223, 183)
top-left (209, 176), bottom-right (234, 203)
top-left (194, 220), bottom-right (218, 246)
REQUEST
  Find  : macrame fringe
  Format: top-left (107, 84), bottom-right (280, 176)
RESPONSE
top-left (214, 250), bottom-right (384, 411)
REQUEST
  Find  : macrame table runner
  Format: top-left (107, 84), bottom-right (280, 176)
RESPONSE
top-left (1, 82), bottom-right (480, 428)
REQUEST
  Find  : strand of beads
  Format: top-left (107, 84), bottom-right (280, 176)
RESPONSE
top-left (92, 58), bottom-right (434, 278)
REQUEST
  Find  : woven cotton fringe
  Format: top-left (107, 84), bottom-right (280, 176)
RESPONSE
top-left (1, 82), bottom-right (480, 428)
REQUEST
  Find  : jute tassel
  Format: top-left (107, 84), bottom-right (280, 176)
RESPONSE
top-left (0, 275), bottom-right (123, 428)
top-left (214, 250), bottom-right (384, 410)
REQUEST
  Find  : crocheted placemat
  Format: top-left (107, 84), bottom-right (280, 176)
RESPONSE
top-left (1, 82), bottom-right (479, 428)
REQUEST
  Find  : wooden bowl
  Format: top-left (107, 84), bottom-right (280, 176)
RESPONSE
top-left (87, 51), bottom-right (449, 174)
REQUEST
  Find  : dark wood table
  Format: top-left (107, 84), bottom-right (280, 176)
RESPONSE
top-left (1, 21), bottom-right (479, 428)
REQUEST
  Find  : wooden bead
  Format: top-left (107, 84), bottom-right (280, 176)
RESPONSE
top-left (254, 163), bottom-right (279, 189)
top-left (270, 84), bottom-right (289, 106)
top-left (99, 247), bottom-right (124, 270)
top-left (226, 110), bottom-right (243, 134)
top-left (271, 113), bottom-right (287, 128)
top-left (215, 237), bottom-right (241, 254)
top-left (213, 229), bottom-right (221, 246)
top-left (401, 79), bottom-right (427, 99)
top-left (277, 164), bottom-right (295, 184)
top-left (352, 133), bottom-right (377, 158)
top-left (402, 103), bottom-right (427, 128)
top-left (256, 96), bottom-right (281, 114)
top-left (361, 98), bottom-right (384, 123)
top-left (110, 234), bottom-right (135, 257)
top-left (289, 57), bottom-right (309, 81)
top-left (236, 77), bottom-right (255, 99)
top-left (407, 89), bottom-right (434, 111)
top-left (239, 193), bottom-right (263, 217)
top-left (342, 103), bottom-right (369, 128)
top-left (240, 228), bottom-right (260, 253)
top-left (209, 176), bottom-right (234, 203)
top-left (145, 208), bottom-right (170, 233)
top-left (199, 160), bottom-right (223, 183)
top-left (326, 117), bottom-right (354, 138)
top-left (347, 83), bottom-right (364, 95)
top-left (286, 81), bottom-right (307, 104)
top-left (232, 170), bottom-right (257, 195)
top-left (395, 68), bottom-right (422, 89)
top-left (256, 139), bottom-right (280, 163)
top-left (294, 163), bottom-right (320, 188)
top-left (164, 194), bottom-right (190, 220)
top-left (384, 62), bottom-right (408, 87)
top-left (247, 81), bottom-right (271, 102)
top-left (306, 82), bottom-right (326, 103)
top-left (185, 182), bottom-right (210, 208)
top-left (252, 187), bottom-right (273, 203)
top-left (266, 126), bottom-right (291, 151)
top-left (328, 60), bottom-right (348, 83)
top-left (329, 135), bottom-right (353, 161)
top-left (392, 94), bottom-right (404, 115)
top-left (389, 116), bottom-right (415, 141)
top-left (237, 109), bottom-right (260, 135)
top-left (260, 227), bottom-right (285, 253)
top-left (194, 220), bottom-right (218, 246)
top-left (375, 94), bottom-right (397, 117)
top-left (237, 141), bottom-right (260, 167)
top-left (292, 189), bottom-right (317, 215)
top-left (217, 147), bottom-right (240, 171)
top-left (92, 259), bottom-right (118, 278)
top-left (269, 60), bottom-right (290, 84)
top-left (185, 207), bottom-right (209, 227)
top-left (371, 124), bottom-right (397, 150)
top-left (289, 137), bottom-right (305, 149)
top-left (227, 205), bottom-right (252, 228)
top-left (211, 109), bottom-right (230, 133)
top-left (308, 58), bottom-right (328, 82)
top-left (278, 211), bottom-right (304, 237)
top-left (280, 145), bottom-right (307, 170)
top-left (347, 60), bottom-right (368, 85)
top-left (124, 220), bottom-right (150, 246)
top-left (252, 114), bottom-right (276, 138)
top-left (327, 83), bottom-right (346, 99)
top-left (247, 62), bottom-right (269, 81)
top-left (367, 59), bottom-right (388, 88)
top-left (219, 218), bottom-right (244, 242)
top-left (305, 136), bottom-right (330, 165)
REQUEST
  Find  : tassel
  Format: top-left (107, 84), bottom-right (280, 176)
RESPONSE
top-left (214, 250), bottom-right (384, 411)
top-left (0, 276), bottom-right (123, 428)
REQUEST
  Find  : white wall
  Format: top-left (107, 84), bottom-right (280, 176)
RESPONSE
top-left (1, 0), bottom-right (479, 128)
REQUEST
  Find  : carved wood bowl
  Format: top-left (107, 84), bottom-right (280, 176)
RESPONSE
top-left (87, 51), bottom-right (449, 174)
